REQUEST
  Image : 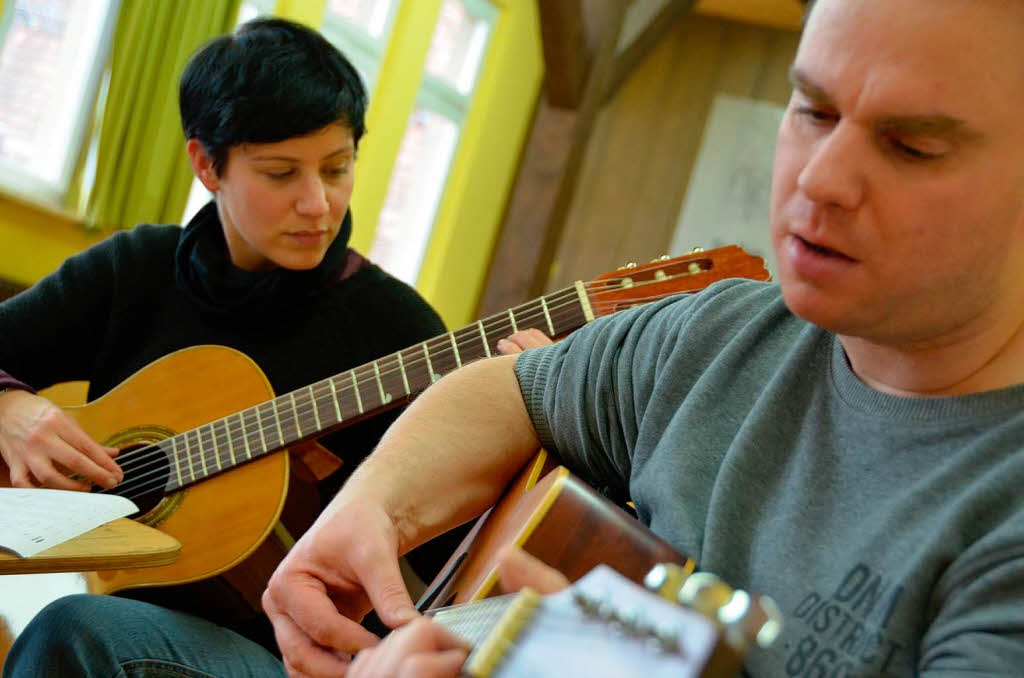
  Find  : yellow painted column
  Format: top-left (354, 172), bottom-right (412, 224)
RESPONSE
top-left (414, 0), bottom-right (544, 327)
top-left (348, 0), bottom-right (443, 255)
top-left (273, 0), bottom-right (327, 26)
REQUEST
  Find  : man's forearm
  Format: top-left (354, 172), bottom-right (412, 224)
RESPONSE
top-left (327, 354), bottom-right (542, 554)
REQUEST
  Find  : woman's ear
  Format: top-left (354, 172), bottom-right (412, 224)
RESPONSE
top-left (186, 138), bottom-right (220, 192)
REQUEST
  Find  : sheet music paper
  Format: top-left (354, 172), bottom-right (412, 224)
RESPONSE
top-left (0, 489), bottom-right (138, 558)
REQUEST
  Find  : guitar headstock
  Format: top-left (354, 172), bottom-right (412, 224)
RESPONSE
top-left (435, 564), bottom-right (782, 678)
top-left (585, 246), bottom-right (771, 319)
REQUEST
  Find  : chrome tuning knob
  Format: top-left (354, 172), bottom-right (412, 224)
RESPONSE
top-left (718, 590), bottom-right (783, 651)
top-left (643, 562), bottom-right (695, 603)
top-left (676, 572), bottom-right (735, 617)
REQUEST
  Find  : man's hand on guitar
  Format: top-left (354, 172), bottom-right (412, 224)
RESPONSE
top-left (0, 389), bottom-right (121, 490)
top-left (348, 618), bottom-right (469, 678)
top-left (262, 500), bottom-right (419, 677)
top-left (346, 546), bottom-right (568, 678)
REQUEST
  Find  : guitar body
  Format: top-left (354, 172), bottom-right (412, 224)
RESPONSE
top-left (420, 450), bottom-right (692, 610)
top-left (2, 345), bottom-right (289, 594)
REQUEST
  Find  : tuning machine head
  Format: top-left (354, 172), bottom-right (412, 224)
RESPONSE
top-left (643, 561), bottom-right (695, 602)
top-left (644, 566), bottom-right (783, 652)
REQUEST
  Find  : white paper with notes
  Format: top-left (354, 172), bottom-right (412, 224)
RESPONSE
top-left (0, 488), bottom-right (138, 557)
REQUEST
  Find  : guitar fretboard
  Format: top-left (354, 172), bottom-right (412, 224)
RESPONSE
top-left (154, 283), bottom-right (593, 490)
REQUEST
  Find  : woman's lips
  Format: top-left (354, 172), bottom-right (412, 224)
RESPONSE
top-left (286, 231), bottom-right (329, 247)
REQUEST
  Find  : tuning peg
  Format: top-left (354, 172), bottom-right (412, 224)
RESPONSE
top-left (649, 254), bottom-right (671, 263)
top-left (718, 590), bottom-right (783, 651)
top-left (690, 247), bottom-right (704, 253)
top-left (643, 562), bottom-right (695, 603)
top-left (620, 262), bottom-right (638, 269)
top-left (676, 572), bottom-right (734, 617)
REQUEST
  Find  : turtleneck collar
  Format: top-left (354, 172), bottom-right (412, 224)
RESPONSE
top-left (174, 200), bottom-right (353, 318)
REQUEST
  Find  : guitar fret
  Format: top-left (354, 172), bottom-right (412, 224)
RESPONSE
top-left (197, 426), bottom-right (209, 477)
top-left (228, 415), bottom-right (239, 466)
top-left (574, 280), bottom-right (596, 324)
top-left (271, 398), bottom-right (285, 447)
top-left (171, 436), bottom-right (184, 487)
top-left (423, 342), bottom-right (438, 383)
top-left (255, 404), bottom-right (268, 454)
top-left (291, 392), bottom-right (302, 438)
top-left (309, 385), bottom-right (321, 431)
top-left (397, 352), bottom-right (411, 394)
top-left (184, 430), bottom-right (196, 482)
top-left (351, 370), bottom-right (364, 414)
top-left (373, 361), bottom-right (390, 404)
top-left (328, 379), bottom-right (343, 422)
top-left (539, 296), bottom-right (556, 336)
top-left (213, 420), bottom-right (224, 471)
top-left (508, 308), bottom-right (518, 333)
top-left (449, 332), bottom-right (462, 369)
top-left (477, 320), bottom-right (492, 358)
top-left (241, 410), bottom-right (253, 460)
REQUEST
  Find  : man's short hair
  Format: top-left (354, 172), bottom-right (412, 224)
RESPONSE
top-left (179, 17), bottom-right (367, 175)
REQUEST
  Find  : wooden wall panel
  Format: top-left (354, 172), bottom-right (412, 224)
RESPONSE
top-left (546, 12), bottom-right (798, 290)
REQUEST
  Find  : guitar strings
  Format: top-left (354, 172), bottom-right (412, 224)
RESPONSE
top-left (98, 290), bottom-right (600, 502)
top-left (100, 279), bottom-right (694, 502)
top-left (97, 273), bottom-right (703, 502)
top-left (101, 284), bottom-right (688, 503)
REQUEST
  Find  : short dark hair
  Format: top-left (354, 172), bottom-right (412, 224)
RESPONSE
top-left (179, 17), bottom-right (367, 175)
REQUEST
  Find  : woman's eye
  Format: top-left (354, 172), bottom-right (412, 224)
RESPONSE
top-left (266, 170), bottom-right (293, 179)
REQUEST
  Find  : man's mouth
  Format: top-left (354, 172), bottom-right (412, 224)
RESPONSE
top-left (796, 236), bottom-right (855, 262)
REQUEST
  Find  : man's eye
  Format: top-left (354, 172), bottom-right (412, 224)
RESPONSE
top-left (796, 106), bottom-right (836, 124)
top-left (266, 170), bottom-right (294, 179)
top-left (888, 138), bottom-right (943, 161)
top-left (324, 166), bottom-right (349, 176)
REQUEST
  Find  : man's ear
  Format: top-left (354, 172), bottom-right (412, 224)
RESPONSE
top-left (186, 138), bottom-right (219, 192)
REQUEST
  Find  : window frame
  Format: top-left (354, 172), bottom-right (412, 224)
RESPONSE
top-left (0, 0), bottom-right (121, 207)
top-left (319, 0), bottom-right (400, 95)
top-left (369, 0), bottom-right (496, 285)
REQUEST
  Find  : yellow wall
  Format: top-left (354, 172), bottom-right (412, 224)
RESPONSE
top-left (0, 0), bottom-right (543, 331)
top-left (0, 196), bottom-right (105, 286)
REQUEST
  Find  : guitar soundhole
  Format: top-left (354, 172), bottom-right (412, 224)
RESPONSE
top-left (103, 443), bottom-right (171, 518)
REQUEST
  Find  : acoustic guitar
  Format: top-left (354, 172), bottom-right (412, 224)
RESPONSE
top-left (0, 247), bottom-right (768, 660)
top-left (430, 565), bottom-right (780, 677)
top-left (418, 451), bottom-right (782, 677)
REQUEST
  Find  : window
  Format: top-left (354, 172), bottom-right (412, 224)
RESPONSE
top-left (0, 0), bottom-right (119, 205)
top-left (321, 0), bottom-right (399, 94)
top-left (368, 0), bottom-right (495, 285)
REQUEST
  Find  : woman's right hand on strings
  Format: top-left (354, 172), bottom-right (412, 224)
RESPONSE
top-left (0, 389), bottom-right (121, 490)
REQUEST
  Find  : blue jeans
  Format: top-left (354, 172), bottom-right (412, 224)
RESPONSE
top-left (3, 594), bottom-right (287, 677)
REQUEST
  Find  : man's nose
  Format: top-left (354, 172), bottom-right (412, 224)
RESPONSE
top-left (797, 122), bottom-right (866, 211)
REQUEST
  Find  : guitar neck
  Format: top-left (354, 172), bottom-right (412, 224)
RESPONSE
top-left (160, 283), bottom-right (594, 490)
